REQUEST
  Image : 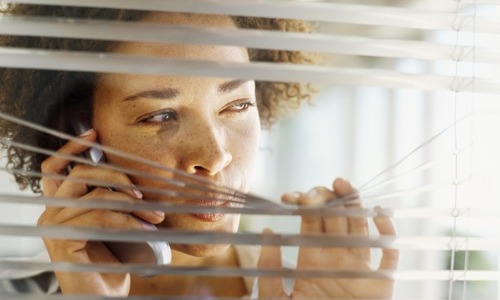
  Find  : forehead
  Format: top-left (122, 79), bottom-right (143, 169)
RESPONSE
top-left (143, 12), bottom-right (236, 28)
top-left (110, 12), bottom-right (247, 60)
top-left (95, 12), bottom-right (251, 96)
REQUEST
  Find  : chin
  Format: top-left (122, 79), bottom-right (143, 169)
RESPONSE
top-left (172, 243), bottom-right (231, 257)
top-left (159, 213), bottom-right (240, 257)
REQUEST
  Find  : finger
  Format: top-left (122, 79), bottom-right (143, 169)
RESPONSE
top-left (323, 180), bottom-right (350, 235)
top-left (323, 205), bottom-right (348, 235)
top-left (83, 188), bottom-right (164, 225)
top-left (298, 188), bottom-right (333, 234)
top-left (45, 188), bottom-right (164, 226)
top-left (330, 178), bottom-right (367, 235)
top-left (331, 177), bottom-right (360, 204)
top-left (258, 228), bottom-right (286, 298)
top-left (332, 177), bottom-right (354, 196)
top-left (55, 164), bottom-right (142, 200)
top-left (374, 207), bottom-right (399, 270)
top-left (347, 214), bottom-right (370, 261)
top-left (41, 129), bottom-right (97, 196)
top-left (69, 207), bottom-right (149, 231)
top-left (330, 178), bottom-right (371, 262)
top-left (42, 209), bottom-right (151, 261)
top-left (281, 191), bottom-right (302, 205)
top-left (347, 205), bottom-right (368, 236)
top-left (298, 187), bottom-right (332, 206)
top-left (40, 190), bottom-right (123, 227)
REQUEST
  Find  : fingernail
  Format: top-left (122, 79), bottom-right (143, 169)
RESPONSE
top-left (154, 210), bottom-right (164, 217)
top-left (262, 227), bottom-right (273, 234)
top-left (141, 220), bottom-right (156, 231)
top-left (79, 129), bottom-right (94, 137)
top-left (374, 206), bottom-right (386, 217)
top-left (307, 189), bottom-right (319, 198)
top-left (282, 192), bottom-right (300, 203)
top-left (132, 186), bottom-right (143, 199)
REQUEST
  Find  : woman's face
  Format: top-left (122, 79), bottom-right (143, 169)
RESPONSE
top-left (91, 13), bottom-right (261, 256)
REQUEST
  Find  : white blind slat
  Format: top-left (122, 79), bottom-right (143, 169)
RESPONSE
top-left (1, 224), bottom-right (500, 251)
top-left (3, 260), bottom-right (500, 281)
top-left (4, 191), bottom-right (500, 219)
top-left (0, 15), bottom-right (499, 64)
top-left (1, 47), bottom-right (497, 93)
top-left (5, 0), bottom-right (499, 32)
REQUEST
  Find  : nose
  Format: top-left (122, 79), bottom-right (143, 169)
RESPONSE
top-left (182, 123), bottom-right (233, 177)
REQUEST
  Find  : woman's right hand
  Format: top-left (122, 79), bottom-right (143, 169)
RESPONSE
top-left (37, 129), bottom-right (165, 296)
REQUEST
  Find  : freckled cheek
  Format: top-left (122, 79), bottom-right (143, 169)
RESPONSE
top-left (102, 132), bottom-right (180, 186)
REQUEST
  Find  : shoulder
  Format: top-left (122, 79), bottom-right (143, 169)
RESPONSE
top-left (0, 251), bottom-right (59, 294)
top-left (0, 272), bottom-right (59, 294)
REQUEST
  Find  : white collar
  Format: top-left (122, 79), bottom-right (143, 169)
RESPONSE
top-left (0, 250), bottom-right (51, 280)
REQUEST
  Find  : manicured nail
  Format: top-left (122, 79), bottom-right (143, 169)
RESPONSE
top-left (307, 189), bottom-right (319, 198)
top-left (286, 192), bottom-right (300, 200)
top-left (374, 205), bottom-right (386, 217)
top-left (262, 227), bottom-right (273, 234)
top-left (282, 192), bottom-right (300, 203)
top-left (132, 186), bottom-right (143, 199)
top-left (141, 220), bottom-right (156, 231)
top-left (154, 210), bottom-right (165, 217)
top-left (79, 128), bottom-right (94, 137)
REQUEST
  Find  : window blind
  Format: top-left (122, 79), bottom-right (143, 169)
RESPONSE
top-left (0, 0), bottom-right (499, 299)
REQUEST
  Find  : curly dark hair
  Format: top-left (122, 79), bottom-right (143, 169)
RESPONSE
top-left (0, 4), bottom-right (317, 193)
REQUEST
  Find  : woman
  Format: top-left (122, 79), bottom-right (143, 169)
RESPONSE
top-left (0, 4), bottom-right (398, 298)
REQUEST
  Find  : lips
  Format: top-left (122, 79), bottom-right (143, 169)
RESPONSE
top-left (186, 195), bottom-right (238, 222)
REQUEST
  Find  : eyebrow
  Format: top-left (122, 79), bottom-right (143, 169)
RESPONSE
top-left (122, 79), bottom-right (250, 101)
top-left (123, 89), bottom-right (180, 101)
top-left (217, 79), bottom-right (251, 94)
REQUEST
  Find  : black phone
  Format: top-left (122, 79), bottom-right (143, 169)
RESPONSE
top-left (70, 115), bottom-right (171, 274)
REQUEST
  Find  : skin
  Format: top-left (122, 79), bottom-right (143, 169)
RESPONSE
top-left (260, 179), bottom-right (399, 299)
top-left (37, 13), bottom-right (399, 298)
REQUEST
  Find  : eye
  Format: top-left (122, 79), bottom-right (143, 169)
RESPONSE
top-left (224, 99), bottom-right (256, 113)
top-left (233, 102), bottom-right (251, 110)
top-left (138, 110), bottom-right (178, 124)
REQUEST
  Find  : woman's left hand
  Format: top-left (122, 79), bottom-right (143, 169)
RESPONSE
top-left (258, 178), bottom-right (399, 299)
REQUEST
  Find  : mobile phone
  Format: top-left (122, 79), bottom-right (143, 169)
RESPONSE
top-left (70, 115), bottom-right (171, 274)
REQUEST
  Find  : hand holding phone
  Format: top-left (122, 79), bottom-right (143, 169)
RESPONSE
top-left (70, 115), bottom-right (171, 274)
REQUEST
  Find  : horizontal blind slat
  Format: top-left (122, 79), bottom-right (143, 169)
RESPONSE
top-left (2, 193), bottom-right (500, 219)
top-left (0, 224), bottom-right (398, 248)
top-left (1, 47), bottom-right (497, 93)
top-left (1, 224), bottom-right (500, 251)
top-left (0, 260), bottom-right (396, 279)
top-left (1, 15), bottom-right (499, 64)
top-left (2, 260), bottom-right (500, 281)
top-left (5, 0), bottom-right (500, 32)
